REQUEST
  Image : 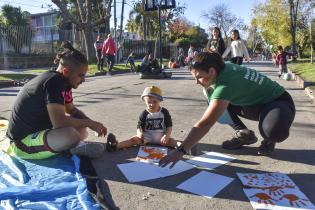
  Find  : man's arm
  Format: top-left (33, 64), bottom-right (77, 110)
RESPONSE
top-left (47, 103), bottom-right (106, 136)
top-left (159, 99), bottom-right (229, 168)
top-left (65, 102), bottom-right (89, 119)
top-left (179, 99), bottom-right (229, 152)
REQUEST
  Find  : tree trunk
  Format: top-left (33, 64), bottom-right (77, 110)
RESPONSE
top-left (289, 0), bottom-right (298, 61)
top-left (82, 25), bottom-right (96, 63)
top-left (143, 16), bottom-right (147, 40)
top-left (105, 17), bottom-right (111, 35)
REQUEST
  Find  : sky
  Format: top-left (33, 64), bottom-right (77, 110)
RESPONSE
top-left (0, 0), bottom-right (263, 30)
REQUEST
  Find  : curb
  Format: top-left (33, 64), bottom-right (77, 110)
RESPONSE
top-left (0, 80), bottom-right (15, 88)
top-left (295, 74), bottom-right (313, 89)
top-left (293, 74), bottom-right (315, 102)
top-left (305, 87), bottom-right (314, 101)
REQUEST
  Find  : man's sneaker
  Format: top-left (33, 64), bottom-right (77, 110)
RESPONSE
top-left (258, 140), bottom-right (275, 155)
top-left (222, 130), bottom-right (258, 150)
top-left (106, 133), bottom-right (118, 152)
top-left (70, 142), bottom-right (105, 159)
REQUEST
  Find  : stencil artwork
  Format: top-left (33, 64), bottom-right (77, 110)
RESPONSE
top-left (237, 173), bottom-right (315, 210)
top-left (136, 146), bottom-right (168, 165)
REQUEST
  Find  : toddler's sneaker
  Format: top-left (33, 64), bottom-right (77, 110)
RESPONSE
top-left (106, 133), bottom-right (118, 152)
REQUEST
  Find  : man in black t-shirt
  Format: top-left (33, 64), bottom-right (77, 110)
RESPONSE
top-left (6, 42), bottom-right (108, 159)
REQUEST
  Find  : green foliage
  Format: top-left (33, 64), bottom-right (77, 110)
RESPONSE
top-left (185, 26), bottom-right (208, 48)
top-left (252, 0), bottom-right (292, 50)
top-left (126, 1), bottom-right (186, 40)
top-left (289, 63), bottom-right (315, 84)
top-left (252, 0), bottom-right (313, 55)
top-left (175, 37), bottom-right (191, 48)
top-left (0, 5), bottom-right (31, 54)
top-left (0, 4), bottom-right (30, 26)
top-left (0, 73), bottom-right (35, 81)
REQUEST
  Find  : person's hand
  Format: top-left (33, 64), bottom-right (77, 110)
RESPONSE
top-left (159, 149), bottom-right (184, 168)
top-left (160, 135), bottom-right (169, 145)
top-left (89, 120), bottom-right (107, 137)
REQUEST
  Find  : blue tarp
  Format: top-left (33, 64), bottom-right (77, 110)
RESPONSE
top-left (0, 151), bottom-right (100, 210)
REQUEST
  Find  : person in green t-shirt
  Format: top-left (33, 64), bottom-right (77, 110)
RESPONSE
top-left (159, 51), bottom-right (295, 168)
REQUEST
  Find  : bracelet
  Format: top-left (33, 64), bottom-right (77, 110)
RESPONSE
top-left (177, 145), bottom-right (187, 155)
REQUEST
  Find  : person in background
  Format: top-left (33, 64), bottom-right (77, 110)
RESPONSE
top-left (187, 44), bottom-right (195, 65)
top-left (276, 45), bottom-right (295, 79)
top-left (206, 26), bottom-right (225, 56)
top-left (94, 35), bottom-right (104, 71)
top-left (168, 58), bottom-right (178, 69)
top-left (102, 34), bottom-right (116, 75)
top-left (126, 51), bottom-right (136, 72)
top-left (178, 47), bottom-right (185, 67)
top-left (222, 29), bottom-right (250, 65)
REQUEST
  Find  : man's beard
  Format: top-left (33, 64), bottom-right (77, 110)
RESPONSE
top-left (64, 77), bottom-right (73, 90)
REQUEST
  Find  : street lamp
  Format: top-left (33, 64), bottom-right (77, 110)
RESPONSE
top-left (144, 0), bottom-right (176, 68)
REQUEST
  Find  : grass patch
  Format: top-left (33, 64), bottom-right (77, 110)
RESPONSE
top-left (0, 59), bottom-right (171, 81)
top-left (288, 63), bottom-right (315, 89)
top-left (24, 69), bottom-right (48, 74)
top-left (0, 73), bottom-right (36, 81)
top-left (88, 64), bottom-right (131, 74)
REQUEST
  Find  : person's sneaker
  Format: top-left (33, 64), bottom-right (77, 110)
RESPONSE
top-left (70, 142), bottom-right (105, 159)
top-left (222, 130), bottom-right (258, 150)
top-left (258, 140), bottom-right (275, 155)
top-left (106, 133), bottom-right (118, 152)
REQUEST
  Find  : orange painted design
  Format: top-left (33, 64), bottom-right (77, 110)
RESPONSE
top-left (250, 193), bottom-right (275, 206)
top-left (279, 194), bottom-right (308, 207)
top-left (0, 123), bottom-right (6, 128)
top-left (137, 147), bottom-right (166, 161)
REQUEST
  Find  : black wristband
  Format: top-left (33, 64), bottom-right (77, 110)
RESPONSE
top-left (177, 145), bottom-right (187, 155)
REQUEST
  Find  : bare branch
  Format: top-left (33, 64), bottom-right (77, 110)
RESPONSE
top-left (51, 0), bottom-right (81, 26)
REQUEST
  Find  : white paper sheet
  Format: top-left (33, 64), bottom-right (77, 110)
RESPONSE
top-left (176, 171), bottom-right (234, 199)
top-left (186, 152), bottom-right (235, 170)
top-left (117, 160), bottom-right (194, 183)
top-left (237, 173), bottom-right (315, 210)
top-left (136, 146), bottom-right (168, 165)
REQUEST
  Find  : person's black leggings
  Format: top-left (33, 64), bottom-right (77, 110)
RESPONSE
top-left (227, 91), bottom-right (295, 143)
top-left (230, 56), bottom-right (243, 65)
top-left (106, 54), bottom-right (115, 72)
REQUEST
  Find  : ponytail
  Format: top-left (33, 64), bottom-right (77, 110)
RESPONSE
top-left (54, 41), bottom-right (88, 68)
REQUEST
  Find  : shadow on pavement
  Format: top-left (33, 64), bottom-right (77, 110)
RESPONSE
top-left (92, 144), bottom-right (315, 208)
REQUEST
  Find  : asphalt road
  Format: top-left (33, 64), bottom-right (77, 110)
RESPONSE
top-left (0, 62), bottom-right (314, 210)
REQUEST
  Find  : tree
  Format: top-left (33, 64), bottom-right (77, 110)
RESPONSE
top-left (126, 1), bottom-right (157, 40)
top-left (0, 4), bottom-right (31, 54)
top-left (126, 0), bottom-right (186, 40)
top-left (246, 23), bottom-right (265, 53)
top-left (168, 17), bottom-right (193, 41)
top-left (51, 0), bottom-right (113, 63)
top-left (252, 0), bottom-right (313, 56)
top-left (201, 3), bottom-right (246, 39)
top-left (288, 0), bottom-right (299, 59)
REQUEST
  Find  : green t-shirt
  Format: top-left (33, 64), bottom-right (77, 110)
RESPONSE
top-left (209, 63), bottom-right (285, 106)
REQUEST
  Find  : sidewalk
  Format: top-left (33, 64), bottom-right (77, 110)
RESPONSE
top-left (0, 63), bottom-right (314, 210)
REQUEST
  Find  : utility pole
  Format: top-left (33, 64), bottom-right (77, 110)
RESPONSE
top-left (158, 1), bottom-right (162, 68)
top-left (311, 18), bottom-right (313, 64)
top-left (114, 0), bottom-right (117, 39)
top-left (119, 0), bottom-right (125, 42)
